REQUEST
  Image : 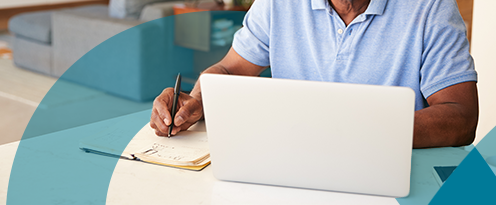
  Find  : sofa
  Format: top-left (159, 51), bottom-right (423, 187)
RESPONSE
top-left (8, 0), bottom-right (203, 102)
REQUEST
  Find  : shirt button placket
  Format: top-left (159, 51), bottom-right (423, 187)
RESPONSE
top-left (337, 28), bottom-right (344, 42)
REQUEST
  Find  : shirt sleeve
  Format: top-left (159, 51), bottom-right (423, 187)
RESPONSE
top-left (232, 0), bottom-right (271, 67)
top-left (420, 0), bottom-right (477, 99)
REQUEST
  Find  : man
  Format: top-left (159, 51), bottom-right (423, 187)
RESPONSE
top-left (151, 0), bottom-right (478, 148)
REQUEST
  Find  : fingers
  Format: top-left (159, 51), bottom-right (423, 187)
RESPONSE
top-left (156, 88), bottom-right (174, 124)
top-left (168, 101), bottom-right (202, 136)
top-left (155, 128), bottom-right (167, 136)
top-left (151, 108), bottom-right (168, 134)
top-left (174, 93), bottom-right (203, 127)
top-left (150, 88), bottom-right (203, 137)
top-left (151, 88), bottom-right (174, 135)
top-left (171, 125), bottom-right (182, 136)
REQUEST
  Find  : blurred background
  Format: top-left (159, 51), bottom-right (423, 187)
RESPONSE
top-left (0, 0), bottom-right (494, 147)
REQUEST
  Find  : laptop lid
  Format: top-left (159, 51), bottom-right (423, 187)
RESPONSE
top-left (200, 74), bottom-right (415, 197)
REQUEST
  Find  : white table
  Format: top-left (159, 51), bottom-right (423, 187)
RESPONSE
top-left (0, 110), bottom-right (470, 204)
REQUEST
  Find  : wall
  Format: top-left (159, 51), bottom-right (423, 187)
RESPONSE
top-left (0, 0), bottom-right (94, 9)
top-left (471, 0), bottom-right (496, 144)
top-left (456, 0), bottom-right (473, 44)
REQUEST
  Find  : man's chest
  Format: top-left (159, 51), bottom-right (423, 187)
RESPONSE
top-left (267, 9), bottom-right (424, 84)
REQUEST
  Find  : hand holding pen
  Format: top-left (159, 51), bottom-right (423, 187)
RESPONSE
top-left (150, 73), bottom-right (204, 137)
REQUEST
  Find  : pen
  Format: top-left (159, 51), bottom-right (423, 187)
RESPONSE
top-left (168, 73), bottom-right (181, 138)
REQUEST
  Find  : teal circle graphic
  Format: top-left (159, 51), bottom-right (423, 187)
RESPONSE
top-left (7, 11), bottom-right (247, 204)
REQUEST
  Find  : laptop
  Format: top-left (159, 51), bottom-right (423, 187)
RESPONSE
top-left (200, 74), bottom-right (415, 198)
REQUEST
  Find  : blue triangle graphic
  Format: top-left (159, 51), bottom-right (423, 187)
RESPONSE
top-left (474, 125), bottom-right (496, 159)
top-left (429, 147), bottom-right (496, 204)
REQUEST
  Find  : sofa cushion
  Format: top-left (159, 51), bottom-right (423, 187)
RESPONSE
top-left (13, 37), bottom-right (52, 75)
top-left (109, 0), bottom-right (172, 19)
top-left (68, 4), bottom-right (110, 17)
top-left (9, 11), bottom-right (52, 44)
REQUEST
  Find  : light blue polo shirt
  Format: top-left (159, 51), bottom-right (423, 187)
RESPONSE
top-left (232, 0), bottom-right (477, 110)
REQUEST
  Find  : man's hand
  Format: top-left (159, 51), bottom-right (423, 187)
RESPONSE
top-left (150, 48), bottom-right (267, 136)
top-left (150, 88), bottom-right (203, 136)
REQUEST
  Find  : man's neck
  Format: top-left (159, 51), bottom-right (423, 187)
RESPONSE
top-left (329, 0), bottom-right (370, 26)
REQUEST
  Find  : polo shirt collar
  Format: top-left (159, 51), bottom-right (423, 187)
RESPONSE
top-left (311, 0), bottom-right (388, 16)
top-left (364, 0), bottom-right (387, 15)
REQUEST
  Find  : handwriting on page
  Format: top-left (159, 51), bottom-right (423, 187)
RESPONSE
top-left (139, 143), bottom-right (208, 162)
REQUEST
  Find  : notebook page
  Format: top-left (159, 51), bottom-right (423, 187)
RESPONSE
top-left (137, 142), bottom-right (209, 164)
top-left (133, 125), bottom-right (210, 166)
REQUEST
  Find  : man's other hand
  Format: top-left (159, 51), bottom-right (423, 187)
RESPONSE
top-left (150, 88), bottom-right (203, 136)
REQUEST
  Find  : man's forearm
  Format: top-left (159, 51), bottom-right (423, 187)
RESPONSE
top-left (189, 63), bottom-right (232, 104)
top-left (413, 82), bottom-right (479, 148)
top-left (189, 48), bottom-right (267, 103)
top-left (413, 103), bottom-right (478, 148)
